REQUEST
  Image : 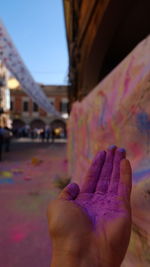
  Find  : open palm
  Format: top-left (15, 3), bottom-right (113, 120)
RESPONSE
top-left (48, 146), bottom-right (132, 267)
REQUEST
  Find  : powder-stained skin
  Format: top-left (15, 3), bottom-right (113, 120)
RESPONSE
top-left (74, 146), bottom-right (128, 225)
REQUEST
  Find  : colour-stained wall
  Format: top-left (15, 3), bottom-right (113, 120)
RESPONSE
top-left (68, 36), bottom-right (150, 266)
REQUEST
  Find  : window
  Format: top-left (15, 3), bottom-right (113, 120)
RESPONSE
top-left (33, 102), bottom-right (39, 112)
top-left (23, 101), bottom-right (29, 112)
top-left (49, 98), bottom-right (55, 106)
top-left (60, 98), bottom-right (69, 113)
top-left (60, 102), bottom-right (68, 113)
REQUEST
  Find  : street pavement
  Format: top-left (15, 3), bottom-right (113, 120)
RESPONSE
top-left (0, 139), bottom-right (68, 267)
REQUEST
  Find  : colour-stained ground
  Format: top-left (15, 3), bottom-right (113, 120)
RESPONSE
top-left (0, 140), bottom-right (68, 267)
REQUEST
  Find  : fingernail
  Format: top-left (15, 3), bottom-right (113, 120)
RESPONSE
top-left (68, 183), bottom-right (79, 196)
top-left (118, 148), bottom-right (126, 152)
top-left (108, 145), bottom-right (116, 150)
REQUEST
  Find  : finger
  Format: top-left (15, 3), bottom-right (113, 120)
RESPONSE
top-left (96, 145), bottom-right (117, 193)
top-left (108, 148), bottom-right (126, 194)
top-left (81, 150), bottom-right (106, 193)
top-left (58, 183), bottom-right (80, 200)
top-left (118, 159), bottom-right (132, 201)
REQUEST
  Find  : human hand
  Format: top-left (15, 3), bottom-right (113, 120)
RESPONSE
top-left (48, 146), bottom-right (132, 267)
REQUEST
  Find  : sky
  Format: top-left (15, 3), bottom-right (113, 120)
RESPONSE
top-left (0, 0), bottom-right (69, 85)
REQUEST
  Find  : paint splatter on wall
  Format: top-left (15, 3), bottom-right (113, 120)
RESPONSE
top-left (68, 36), bottom-right (150, 266)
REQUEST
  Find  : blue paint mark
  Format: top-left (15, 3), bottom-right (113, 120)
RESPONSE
top-left (133, 168), bottom-right (150, 182)
top-left (0, 178), bottom-right (14, 184)
top-left (136, 112), bottom-right (150, 133)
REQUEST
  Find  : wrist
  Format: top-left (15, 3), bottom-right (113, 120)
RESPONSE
top-left (50, 237), bottom-right (114, 267)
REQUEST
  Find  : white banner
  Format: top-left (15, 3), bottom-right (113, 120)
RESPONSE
top-left (0, 20), bottom-right (60, 116)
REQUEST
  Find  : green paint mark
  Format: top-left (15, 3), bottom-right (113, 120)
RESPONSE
top-left (0, 171), bottom-right (13, 178)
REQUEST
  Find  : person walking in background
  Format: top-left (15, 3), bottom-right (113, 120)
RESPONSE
top-left (51, 128), bottom-right (55, 143)
top-left (45, 125), bottom-right (51, 142)
top-left (3, 126), bottom-right (12, 152)
top-left (40, 128), bottom-right (45, 142)
top-left (0, 126), bottom-right (4, 161)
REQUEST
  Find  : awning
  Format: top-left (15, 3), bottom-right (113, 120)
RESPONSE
top-left (0, 20), bottom-right (60, 116)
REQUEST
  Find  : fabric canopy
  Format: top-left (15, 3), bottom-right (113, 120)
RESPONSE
top-left (0, 20), bottom-right (60, 116)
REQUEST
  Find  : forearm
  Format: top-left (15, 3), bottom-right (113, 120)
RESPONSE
top-left (50, 241), bottom-right (115, 267)
top-left (50, 250), bottom-right (101, 267)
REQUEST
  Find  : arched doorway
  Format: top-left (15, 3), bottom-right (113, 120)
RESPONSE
top-left (13, 119), bottom-right (25, 129)
top-left (12, 119), bottom-right (25, 137)
top-left (30, 119), bottom-right (46, 139)
top-left (50, 119), bottom-right (67, 138)
top-left (30, 119), bottom-right (45, 129)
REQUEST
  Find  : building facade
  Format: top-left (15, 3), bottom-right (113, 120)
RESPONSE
top-left (63, 0), bottom-right (150, 103)
top-left (0, 61), bottom-right (10, 127)
top-left (10, 84), bottom-right (69, 133)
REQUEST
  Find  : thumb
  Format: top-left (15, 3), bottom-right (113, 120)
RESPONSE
top-left (58, 183), bottom-right (80, 200)
top-left (118, 159), bottom-right (132, 201)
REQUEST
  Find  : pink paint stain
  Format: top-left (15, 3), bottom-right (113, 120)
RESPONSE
top-left (24, 176), bottom-right (32, 181)
top-left (12, 232), bottom-right (26, 242)
top-left (10, 223), bottom-right (38, 243)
